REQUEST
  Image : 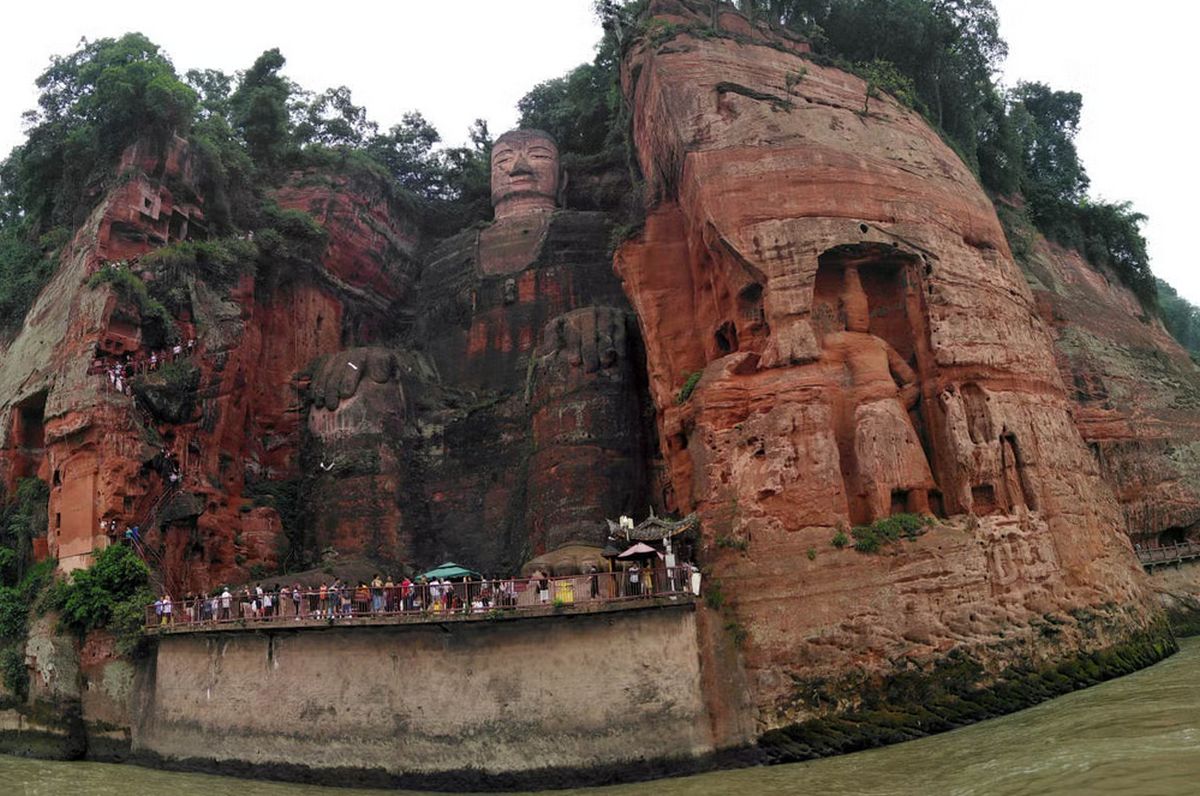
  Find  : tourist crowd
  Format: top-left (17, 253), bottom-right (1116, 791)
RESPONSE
top-left (150, 567), bottom-right (699, 628)
top-left (92, 338), bottom-right (197, 395)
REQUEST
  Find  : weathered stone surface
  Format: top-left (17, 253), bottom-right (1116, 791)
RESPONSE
top-left (408, 137), bottom-right (650, 573)
top-left (1021, 235), bottom-right (1200, 547)
top-left (0, 138), bottom-right (421, 587)
top-left (133, 605), bottom-right (709, 790)
top-left (527, 306), bottom-right (648, 552)
top-left (0, 1), bottom-right (1190, 781)
top-left (615, 0), bottom-right (1157, 731)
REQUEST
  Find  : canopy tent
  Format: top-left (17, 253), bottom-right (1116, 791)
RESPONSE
top-left (420, 562), bottom-right (481, 580)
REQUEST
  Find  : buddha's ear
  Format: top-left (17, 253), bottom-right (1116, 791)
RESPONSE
top-left (557, 166), bottom-right (569, 208)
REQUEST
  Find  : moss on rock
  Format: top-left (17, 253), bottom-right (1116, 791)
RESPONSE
top-left (758, 622), bottom-right (1177, 764)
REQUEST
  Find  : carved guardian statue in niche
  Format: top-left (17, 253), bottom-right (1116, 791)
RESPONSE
top-left (821, 264), bottom-right (935, 522)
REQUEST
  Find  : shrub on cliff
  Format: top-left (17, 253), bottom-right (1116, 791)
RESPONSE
top-left (677, 371), bottom-right (703, 403)
top-left (0, 560), bottom-right (54, 700)
top-left (140, 237), bottom-right (258, 308)
top-left (87, 266), bottom-right (177, 346)
top-left (50, 545), bottom-right (153, 643)
top-left (0, 478), bottom-right (49, 583)
top-left (133, 360), bottom-right (200, 424)
top-left (851, 513), bottom-right (932, 553)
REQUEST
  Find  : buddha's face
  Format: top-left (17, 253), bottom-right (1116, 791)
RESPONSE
top-left (491, 130), bottom-right (560, 219)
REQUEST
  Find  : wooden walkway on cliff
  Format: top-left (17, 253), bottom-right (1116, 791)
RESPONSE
top-left (144, 568), bottom-right (700, 635)
top-left (1137, 541), bottom-right (1200, 572)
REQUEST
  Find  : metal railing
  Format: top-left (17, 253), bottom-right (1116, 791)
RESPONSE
top-left (145, 567), bottom-right (702, 631)
top-left (1137, 541), bottom-right (1200, 568)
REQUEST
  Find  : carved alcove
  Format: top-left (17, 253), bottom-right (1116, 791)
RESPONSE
top-left (813, 243), bottom-right (941, 524)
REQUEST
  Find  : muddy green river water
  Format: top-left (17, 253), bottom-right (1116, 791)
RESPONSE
top-left (3, 638), bottom-right (1198, 795)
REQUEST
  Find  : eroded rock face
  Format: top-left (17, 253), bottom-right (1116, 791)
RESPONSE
top-left (409, 130), bottom-right (651, 572)
top-left (307, 347), bottom-right (409, 558)
top-left (615, 0), bottom-right (1156, 731)
top-left (527, 306), bottom-right (647, 552)
top-left (0, 139), bottom-right (421, 587)
top-left (1020, 236), bottom-right (1200, 547)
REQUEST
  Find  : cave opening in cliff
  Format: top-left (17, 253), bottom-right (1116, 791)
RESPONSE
top-left (714, 320), bottom-right (738, 353)
top-left (1157, 526), bottom-right (1190, 547)
top-left (13, 391), bottom-right (47, 452)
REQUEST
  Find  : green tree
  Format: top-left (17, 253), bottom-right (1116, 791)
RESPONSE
top-left (296, 86), bottom-right (378, 148)
top-left (429, 119), bottom-right (494, 234)
top-left (52, 544), bottom-right (152, 635)
top-left (185, 68), bottom-right (234, 120)
top-left (5, 33), bottom-right (196, 232)
top-left (0, 478), bottom-right (48, 584)
top-left (230, 48), bottom-right (293, 169)
top-left (1157, 279), bottom-right (1200, 355)
top-left (366, 111), bottom-right (445, 197)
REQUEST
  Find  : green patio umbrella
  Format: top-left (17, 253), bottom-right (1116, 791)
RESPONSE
top-left (421, 562), bottom-right (481, 580)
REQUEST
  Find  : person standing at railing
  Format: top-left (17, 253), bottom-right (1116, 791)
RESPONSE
top-left (401, 576), bottom-right (414, 612)
top-left (628, 563), bottom-right (641, 596)
top-left (429, 578), bottom-right (442, 613)
top-left (161, 593), bottom-right (173, 626)
top-left (292, 583), bottom-right (303, 619)
top-left (220, 587), bottom-right (232, 621)
top-left (371, 574), bottom-right (384, 614)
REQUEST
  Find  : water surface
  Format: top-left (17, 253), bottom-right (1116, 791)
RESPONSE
top-left (4, 638), bottom-right (1198, 795)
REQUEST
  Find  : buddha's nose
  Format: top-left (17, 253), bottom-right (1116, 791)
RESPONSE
top-left (509, 152), bottom-right (534, 176)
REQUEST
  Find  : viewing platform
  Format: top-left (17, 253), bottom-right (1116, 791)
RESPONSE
top-left (144, 567), bottom-right (700, 634)
top-left (1137, 541), bottom-right (1200, 571)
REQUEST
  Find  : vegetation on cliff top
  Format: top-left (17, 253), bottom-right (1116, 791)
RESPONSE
top-left (0, 4), bottom-right (1176, 342)
top-left (559, 2), bottom-right (1158, 313)
top-left (0, 34), bottom-right (494, 334)
top-left (1157, 280), bottom-right (1200, 359)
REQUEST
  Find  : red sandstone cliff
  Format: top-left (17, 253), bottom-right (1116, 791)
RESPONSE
top-left (0, 1), bottom-right (1188, 766)
top-left (615, 0), bottom-right (1158, 732)
top-left (0, 142), bottom-right (420, 587)
top-left (1018, 232), bottom-right (1200, 545)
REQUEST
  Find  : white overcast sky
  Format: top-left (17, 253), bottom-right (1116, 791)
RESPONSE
top-left (2, 1), bottom-right (1195, 302)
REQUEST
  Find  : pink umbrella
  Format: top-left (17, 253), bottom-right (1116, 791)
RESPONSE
top-left (617, 542), bottom-right (658, 559)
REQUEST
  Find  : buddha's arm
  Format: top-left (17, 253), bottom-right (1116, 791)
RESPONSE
top-left (886, 344), bottom-right (920, 409)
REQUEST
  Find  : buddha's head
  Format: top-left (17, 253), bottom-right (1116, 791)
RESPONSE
top-left (491, 129), bottom-right (561, 219)
top-left (841, 265), bottom-right (870, 333)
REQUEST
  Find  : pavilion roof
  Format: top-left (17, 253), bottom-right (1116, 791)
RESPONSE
top-left (606, 510), bottom-right (700, 542)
